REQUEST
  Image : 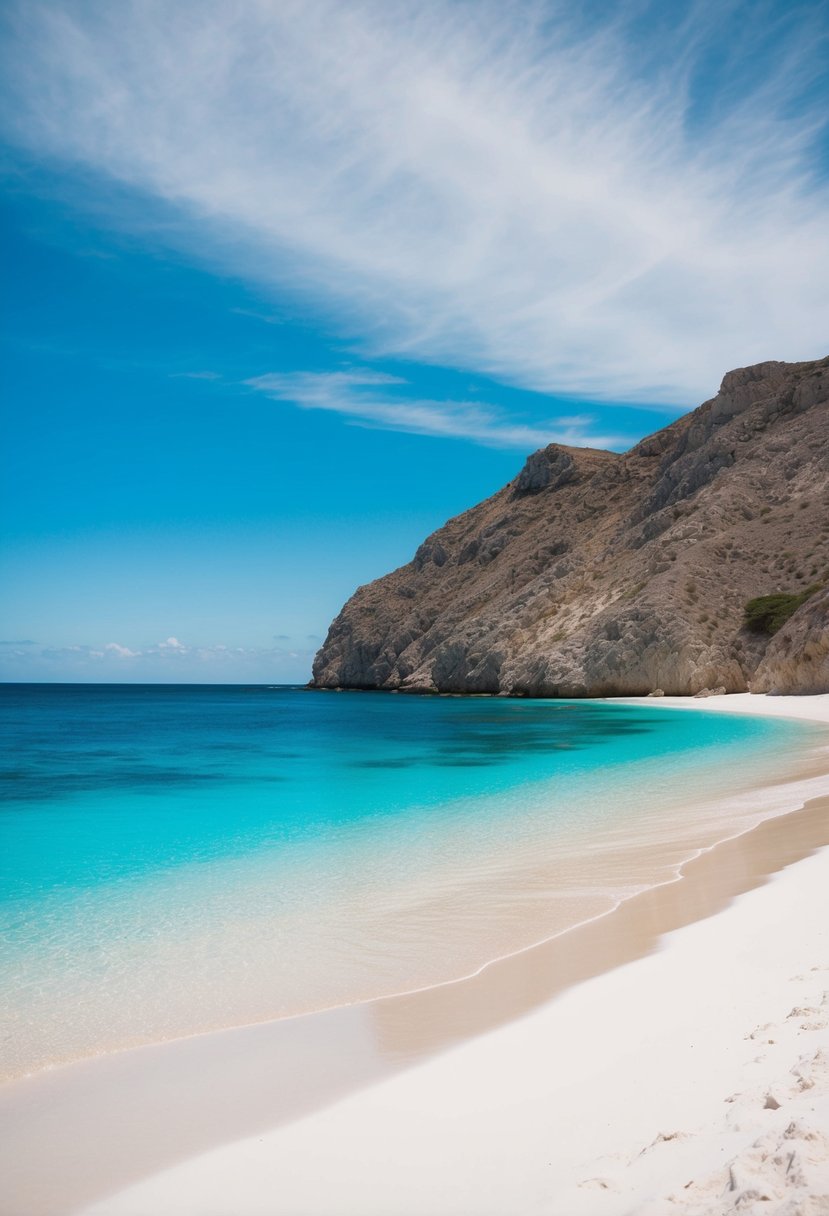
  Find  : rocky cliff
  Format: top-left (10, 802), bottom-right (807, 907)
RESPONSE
top-left (312, 357), bottom-right (829, 697)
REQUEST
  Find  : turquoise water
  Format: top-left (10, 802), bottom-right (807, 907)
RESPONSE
top-left (0, 684), bottom-right (821, 1078)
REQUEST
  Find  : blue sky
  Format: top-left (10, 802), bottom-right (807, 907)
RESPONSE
top-left (2, 0), bottom-right (828, 683)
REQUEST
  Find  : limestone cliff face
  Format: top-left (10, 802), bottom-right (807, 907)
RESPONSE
top-left (312, 357), bottom-right (829, 697)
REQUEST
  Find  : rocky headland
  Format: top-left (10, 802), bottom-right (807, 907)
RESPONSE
top-left (312, 357), bottom-right (829, 697)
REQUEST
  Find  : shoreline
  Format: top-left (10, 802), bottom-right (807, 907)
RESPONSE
top-left (1, 693), bottom-right (828, 1214)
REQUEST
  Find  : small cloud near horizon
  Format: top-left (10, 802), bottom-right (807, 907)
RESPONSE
top-left (0, 636), bottom-right (318, 683)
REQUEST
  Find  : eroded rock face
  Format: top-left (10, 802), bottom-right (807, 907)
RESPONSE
top-left (312, 357), bottom-right (829, 697)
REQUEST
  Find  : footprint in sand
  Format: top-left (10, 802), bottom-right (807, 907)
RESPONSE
top-left (746, 1022), bottom-right (776, 1041)
top-left (786, 1005), bottom-right (829, 1032)
top-left (577, 1176), bottom-right (618, 1191)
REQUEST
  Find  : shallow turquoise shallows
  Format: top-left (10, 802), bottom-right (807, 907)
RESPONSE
top-left (0, 684), bottom-right (820, 1078)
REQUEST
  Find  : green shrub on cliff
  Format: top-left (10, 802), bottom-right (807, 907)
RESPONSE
top-left (743, 585), bottom-right (819, 635)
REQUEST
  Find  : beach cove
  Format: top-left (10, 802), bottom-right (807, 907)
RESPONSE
top-left (0, 691), bottom-right (827, 1214)
top-left (4, 0), bottom-right (829, 1210)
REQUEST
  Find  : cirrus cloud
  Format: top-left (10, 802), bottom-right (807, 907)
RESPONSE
top-left (246, 368), bottom-right (629, 449)
top-left (1, 0), bottom-right (827, 405)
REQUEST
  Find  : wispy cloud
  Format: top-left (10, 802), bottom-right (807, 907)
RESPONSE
top-left (247, 368), bottom-right (624, 448)
top-left (2, 0), bottom-right (827, 403)
top-left (231, 307), bottom-right (285, 327)
top-left (171, 370), bottom-right (222, 381)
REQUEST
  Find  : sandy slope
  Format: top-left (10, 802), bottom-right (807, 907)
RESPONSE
top-left (78, 694), bottom-right (829, 1216)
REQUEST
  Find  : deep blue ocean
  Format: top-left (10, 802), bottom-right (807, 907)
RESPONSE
top-left (0, 684), bottom-right (820, 1078)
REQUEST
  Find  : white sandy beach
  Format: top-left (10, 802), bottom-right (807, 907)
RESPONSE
top-left (64, 693), bottom-right (828, 1216)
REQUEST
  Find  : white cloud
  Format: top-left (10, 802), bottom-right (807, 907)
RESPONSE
top-left (105, 641), bottom-right (139, 658)
top-left (247, 368), bottom-right (627, 449)
top-left (2, 0), bottom-right (828, 403)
